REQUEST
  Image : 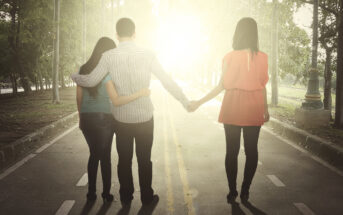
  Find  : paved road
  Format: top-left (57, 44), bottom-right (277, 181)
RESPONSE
top-left (0, 82), bottom-right (342, 215)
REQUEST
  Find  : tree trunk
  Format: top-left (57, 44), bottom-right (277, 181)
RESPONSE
top-left (52, 0), bottom-right (60, 103)
top-left (8, 1), bottom-right (31, 94)
top-left (10, 74), bottom-right (18, 95)
top-left (271, 0), bottom-right (279, 106)
top-left (34, 77), bottom-right (38, 91)
top-left (45, 79), bottom-right (49, 90)
top-left (293, 73), bottom-right (302, 86)
top-left (38, 70), bottom-right (43, 90)
top-left (335, 5), bottom-right (343, 128)
top-left (82, 0), bottom-right (87, 63)
top-left (60, 67), bottom-right (66, 88)
top-left (323, 49), bottom-right (332, 119)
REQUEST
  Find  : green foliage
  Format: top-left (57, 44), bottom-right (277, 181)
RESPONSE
top-left (254, 0), bottom-right (312, 81)
top-left (0, 0), bottom-right (95, 91)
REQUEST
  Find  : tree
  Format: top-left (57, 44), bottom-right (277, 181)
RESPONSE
top-left (318, 2), bottom-right (337, 118)
top-left (336, 0), bottom-right (343, 127)
top-left (297, 0), bottom-right (343, 127)
top-left (52, 0), bottom-right (60, 103)
top-left (271, 0), bottom-right (279, 106)
top-left (2, 0), bottom-right (32, 93)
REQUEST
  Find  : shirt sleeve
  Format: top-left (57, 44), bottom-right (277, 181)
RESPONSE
top-left (151, 55), bottom-right (189, 108)
top-left (71, 55), bottom-right (109, 87)
top-left (260, 55), bottom-right (269, 87)
top-left (103, 74), bottom-right (112, 83)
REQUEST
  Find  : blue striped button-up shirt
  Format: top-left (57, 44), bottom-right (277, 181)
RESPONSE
top-left (71, 41), bottom-right (189, 123)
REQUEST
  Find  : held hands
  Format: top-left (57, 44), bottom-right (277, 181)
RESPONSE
top-left (187, 100), bottom-right (202, 112)
top-left (138, 88), bottom-right (151, 97)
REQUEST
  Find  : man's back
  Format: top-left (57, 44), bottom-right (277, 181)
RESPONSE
top-left (103, 41), bottom-right (155, 123)
top-left (72, 41), bottom-right (189, 124)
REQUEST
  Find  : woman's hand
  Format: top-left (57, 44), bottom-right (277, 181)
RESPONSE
top-left (138, 88), bottom-right (151, 97)
top-left (188, 100), bottom-right (202, 112)
top-left (264, 110), bottom-right (270, 122)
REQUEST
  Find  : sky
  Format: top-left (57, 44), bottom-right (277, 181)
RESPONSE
top-left (293, 4), bottom-right (312, 36)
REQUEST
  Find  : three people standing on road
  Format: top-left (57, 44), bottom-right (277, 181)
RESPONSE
top-left (73, 17), bottom-right (269, 205)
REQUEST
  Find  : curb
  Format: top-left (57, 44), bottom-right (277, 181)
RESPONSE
top-left (265, 117), bottom-right (343, 171)
top-left (0, 112), bottom-right (78, 170)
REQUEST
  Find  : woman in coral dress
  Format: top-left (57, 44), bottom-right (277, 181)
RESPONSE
top-left (189, 17), bottom-right (269, 203)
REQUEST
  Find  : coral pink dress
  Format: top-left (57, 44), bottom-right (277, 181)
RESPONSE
top-left (218, 50), bottom-right (269, 126)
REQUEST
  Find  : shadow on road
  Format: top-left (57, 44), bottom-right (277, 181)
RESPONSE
top-left (230, 202), bottom-right (247, 215)
top-left (137, 198), bottom-right (159, 215)
top-left (95, 202), bottom-right (112, 215)
top-left (80, 201), bottom-right (96, 215)
top-left (228, 200), bottom-right (267, 215)
top-left (242, 201), bottom-right (268, 215)
top-left (116, 203), bottom-right (131, 215)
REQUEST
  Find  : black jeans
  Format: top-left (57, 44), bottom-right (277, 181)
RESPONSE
top-left (224, 124), bottom-right (261, 193)
top-left (115, 118), bottom-right (154, 204)
top-left (80, 113), bottom-right (116, 196)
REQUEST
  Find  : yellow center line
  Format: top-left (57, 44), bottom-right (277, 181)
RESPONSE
top-left (162, 96), bottom-right (175, 215)
top-left (166, 99), bottom-right (196, 215)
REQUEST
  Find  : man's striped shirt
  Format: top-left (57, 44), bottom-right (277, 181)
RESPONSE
top-left (72, 41), bottom-right (189, 123)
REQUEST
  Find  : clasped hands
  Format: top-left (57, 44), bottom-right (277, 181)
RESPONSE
top-left (186, 100), bottom-right (202, 112)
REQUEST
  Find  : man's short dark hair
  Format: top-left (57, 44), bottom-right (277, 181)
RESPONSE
top-left (116, 18), bottom-right (135, 37)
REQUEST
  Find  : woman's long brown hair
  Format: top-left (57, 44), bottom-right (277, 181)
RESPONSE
top-left (79, 37), bottom-right (116, 97)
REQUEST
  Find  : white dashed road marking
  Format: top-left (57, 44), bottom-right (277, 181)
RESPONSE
top-left (76, 173), bottom-right (88, 187)
top-left (0, 154), bottom-right (36, 180)
top-left (294, 203), bottom-right (316, 215)
top-left (55, 200), bottom-right (75, 215)
top-left (267, 175), bottom-right (285, 187)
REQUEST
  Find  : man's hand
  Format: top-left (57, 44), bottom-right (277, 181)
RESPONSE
top-left (187, 100), bottom-right (201, 112)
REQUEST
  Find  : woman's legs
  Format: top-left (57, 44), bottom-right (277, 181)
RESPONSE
top-left (81, 113), bottom-right (115, 197)
top-left (99, 122), bottom-right (114, 196)
top-left (82, 129), bottom-right (100, 196)
top-left (242, 126), bottom-right (261, 194)
top-left (224, 124), bottom-right (242, 193)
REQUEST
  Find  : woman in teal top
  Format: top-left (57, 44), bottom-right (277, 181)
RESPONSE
top-left (76, 37), bottom-right (150, 203)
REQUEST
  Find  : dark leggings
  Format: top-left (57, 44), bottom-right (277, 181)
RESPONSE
top-left (224, 124), bottom-right (261, 193)
top-left (80, 113), bottom-right (115, 196)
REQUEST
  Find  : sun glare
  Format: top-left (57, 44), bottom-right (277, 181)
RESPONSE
top-left (154, 13), bottom-right (209, 73)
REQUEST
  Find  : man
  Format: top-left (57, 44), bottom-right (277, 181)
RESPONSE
top-left (71, 18), bottom-right (190, 205)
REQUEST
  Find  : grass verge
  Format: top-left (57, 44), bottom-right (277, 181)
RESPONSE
top-left (0, 87), bottom-right (77, 145)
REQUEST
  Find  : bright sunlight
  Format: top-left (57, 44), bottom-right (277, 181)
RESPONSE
top-left (154, 13), bottom-right (209, 74)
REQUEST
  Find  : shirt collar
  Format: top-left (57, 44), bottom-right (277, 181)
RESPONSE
top-left (118, 41), bottom-right (135, 48)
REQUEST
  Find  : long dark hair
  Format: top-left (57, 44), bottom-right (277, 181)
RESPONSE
top-left (79, 37), bottom-right (116, 97)
top-left (232, 17), bottom-right (259, 55)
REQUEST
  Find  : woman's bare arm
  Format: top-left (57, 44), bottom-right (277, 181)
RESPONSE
top-left (188, 63), bottom-right (226, 112)
top-left (263, 87), bottom-right (270, 122)
top-left (76, 86), bottom-right (83, 127)
top-left (197, 83), bottom-right (224, 106)
top-left (105, 81), bottom-right (150, 107)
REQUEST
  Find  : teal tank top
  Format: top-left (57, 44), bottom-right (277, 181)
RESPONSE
top-left (80, 75), bottom-right (112, 114)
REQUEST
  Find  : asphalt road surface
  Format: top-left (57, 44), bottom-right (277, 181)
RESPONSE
top-left (0, 81), bottom-right (342, 215)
